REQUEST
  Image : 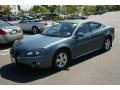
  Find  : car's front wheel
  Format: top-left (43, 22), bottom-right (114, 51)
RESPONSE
top-left (53, 50), bottom-right (70, 70)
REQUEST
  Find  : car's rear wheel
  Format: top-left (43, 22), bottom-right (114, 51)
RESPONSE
top-left (32, 27), bottom-right (39, 34)
top-left (53, 50), bottom-right (70, 70)
top-left (103, 37), bottom-right (112, 51)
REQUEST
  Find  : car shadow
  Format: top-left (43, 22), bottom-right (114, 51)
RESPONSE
top-left (23, 31), bottom-right (43, 36)
top-left (0, 50), bottom-right (106, 83)
top-left (0, 43), bottom-right (13, 50)
top-left (23, 32), bottom-right (34, 35)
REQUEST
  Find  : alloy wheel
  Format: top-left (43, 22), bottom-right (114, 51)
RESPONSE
top-left (56, 53), bottom-right (68, 68)
top-left (104, 38), bottom-right (111, 50)
top-left (32, 27), bottom-right (39, 34)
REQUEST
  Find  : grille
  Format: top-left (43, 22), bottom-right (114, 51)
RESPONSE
top-left (14, 51), bottom-right (20, 57)
top-left (10, 48), bottom-right (15, 55)
top-left (10, 48), bottom-right (20, 57)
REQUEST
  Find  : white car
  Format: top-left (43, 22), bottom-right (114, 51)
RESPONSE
top-left (15, 19), bottom-right (56, 34)
top-left (59, 14), bottom-right (67, 19)
top-left (0, 20), bottom-right (23, 44)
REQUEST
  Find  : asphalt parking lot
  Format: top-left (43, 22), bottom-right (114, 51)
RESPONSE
top-left (0, 11), bottom-right (120, 85)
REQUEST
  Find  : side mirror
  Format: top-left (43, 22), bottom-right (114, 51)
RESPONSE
top-left (19, 20), bottom-right (24, 23)
top-left (74, 32), bottom-right (84, 39)
top-left (19, 21), bottom-right (22, 23)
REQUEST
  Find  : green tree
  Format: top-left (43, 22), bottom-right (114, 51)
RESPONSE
top-left (4, 5), bottom-right (11, 15)
top-left (83, 6), bottom-right (96, 15)
top-left (95, 5), bottom-right (120, 11)
top-left (96, 5), bottom-right (105, 11)
top-left (42, 5), bottom-right (57, 14)
top-left (65, 5), bottom-right (79, 14)
top-left (29, 5), bottom-right (40, 14)
top-left (29, 5), bottom-right (48, 15)
top-left (111, 5), bottom-right (120, 11)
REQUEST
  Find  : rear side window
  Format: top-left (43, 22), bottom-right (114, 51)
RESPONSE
top-left (90, 22), bottom-right (102, 31)
top-left (76, 23), bottom-right (90, 34)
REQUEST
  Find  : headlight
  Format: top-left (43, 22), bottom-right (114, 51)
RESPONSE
top-left (26, 51), bottom-right (34, 56)
top-left (25, 49), bottom-right (45, 57)
top-left (35, 51), bottom-right (40, 55)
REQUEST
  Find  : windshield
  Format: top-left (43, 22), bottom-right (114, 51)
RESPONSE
top-left (42, 22), bottom-right (78, 37)
top-left (0, 20), bottom-right (13, 28)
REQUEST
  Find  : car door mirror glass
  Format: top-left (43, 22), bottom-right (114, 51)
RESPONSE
top-left (74, 32), bottom-right (84, 39)
top-left (77, 32), bottom-right (84, 37)
top-left (19, 21), bottom-right (23, 23)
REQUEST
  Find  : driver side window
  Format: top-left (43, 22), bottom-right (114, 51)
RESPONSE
top-left (76, 23), bottom-right (90, 34)
top-left (20, 20), bottom-right (31, 23)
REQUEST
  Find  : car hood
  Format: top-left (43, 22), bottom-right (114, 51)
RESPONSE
top-left (14, 34), bottom-right (65, 50)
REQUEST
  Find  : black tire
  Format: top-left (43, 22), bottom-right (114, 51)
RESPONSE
top-left (103, 37), bottom-right (112, 51)
top-left (52, 49), bottom-right (70, 70)
top-left (32, 26), bottom-right (39, 34)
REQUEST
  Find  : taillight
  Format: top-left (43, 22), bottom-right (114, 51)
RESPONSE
top-left (44, 22), bottom-right (48, 26)
top-left (0, 29), bottom-right (6, 35)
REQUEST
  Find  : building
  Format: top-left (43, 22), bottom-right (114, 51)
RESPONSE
top-left (0, 5), bottom-right (8, 14)
top-left (23, 10), bottom-right (29, 16)
top-left (0, 5), bottom-right (19, 15)
top-left (10, 5), bottom-right (19, 15)
top-left (0, 5), bottom-right (5, 14)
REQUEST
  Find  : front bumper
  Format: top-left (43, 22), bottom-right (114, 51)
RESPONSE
top-left (10, 55), bottom-right (52, 68)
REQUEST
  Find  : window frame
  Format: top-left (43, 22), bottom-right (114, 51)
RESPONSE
top-left (20, 20), bottom-right (31, 23)
top-left (89, 21), bottom-right (103, 32)
top-left (75, 22), bottom-right (91, 35)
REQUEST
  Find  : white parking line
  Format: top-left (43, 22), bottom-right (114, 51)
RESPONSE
top-left (0, 49), bottom-right (10, 56)
top-left (0, 49), bottom-right (10, 52)
top-left (0, 53), bottom-right (9, 55)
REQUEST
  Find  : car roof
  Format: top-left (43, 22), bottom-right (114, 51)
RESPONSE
top-left (61, 19), bottom-right (95, 24)
top-left (61, 19), bottom-right (102, 24)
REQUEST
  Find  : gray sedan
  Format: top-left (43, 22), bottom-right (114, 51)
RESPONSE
top-left (0, 20), bottom-right (23, 44)
top-left (10, 20), bottom-right (115, 69)
top-left (15, 19), bottom-right (56, 34)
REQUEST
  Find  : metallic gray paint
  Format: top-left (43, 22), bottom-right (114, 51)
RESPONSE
top-left (10, 20), bottom-right (115, 68)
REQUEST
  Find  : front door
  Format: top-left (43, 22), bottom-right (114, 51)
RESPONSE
top-left (73, 22), bottom-right (94, 58)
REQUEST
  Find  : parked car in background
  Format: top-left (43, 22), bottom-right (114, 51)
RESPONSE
top-left (20, 15), bottom-right (36, 21)
top-left (68, 15), bottom-right (87, 19)
top-left (0, 15), bottom-right (21, 21)
top-left (15, 19), bottom-right (56, 34)
top-left (59, 14), bottom-right (67, 19)
top-left (93, 10), bottom-right (109, 15)
top-left (30, 14), bottom-right (43, 20)
top-left (0, 20), bottom-right (23, 44)
top-left (42, 14), bottom-right (59, 20)
top-left (10, 20), bottom-right (114, 69)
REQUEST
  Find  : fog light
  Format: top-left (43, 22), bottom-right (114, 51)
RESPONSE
top-left (37, 61), bottom-right (40, 65)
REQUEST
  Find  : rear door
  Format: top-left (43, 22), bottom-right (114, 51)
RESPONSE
top-left (89, 21), bottom-right (105, 50)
